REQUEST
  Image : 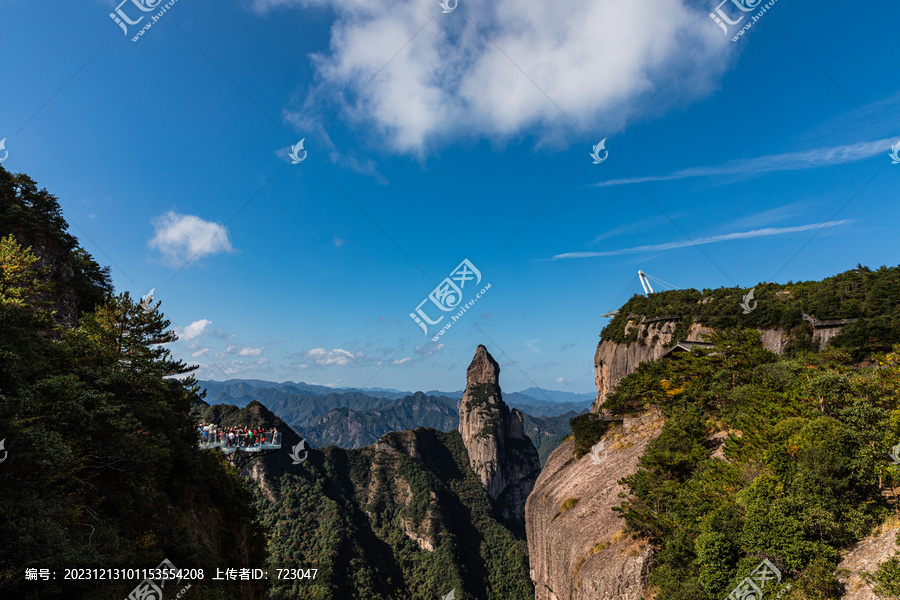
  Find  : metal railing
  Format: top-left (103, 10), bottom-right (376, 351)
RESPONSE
top-left (197, 430), bottom-right (282, 454)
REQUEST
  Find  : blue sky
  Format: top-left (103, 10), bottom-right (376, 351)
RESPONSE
top-left (1, 0), bottom-right (898, 394)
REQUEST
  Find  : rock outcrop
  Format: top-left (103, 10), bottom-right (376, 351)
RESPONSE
top-left (592, 320), bottom-right (716, 411)
top-left (526, 410), bottom-right (664, 600)
top-left (459, 345), bottom-right (541, 530)
top-left (592, 319), bottom-right (795, 411)
top-left (838, 521), bottom-right (899, 600)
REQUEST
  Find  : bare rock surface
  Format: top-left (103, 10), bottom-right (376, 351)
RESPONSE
top-left (838, 520), bottom-right (899, 600)
top-left (526, 409), bottom-right (665, 600)
top-left (458, 345), bottom-right (541, 529)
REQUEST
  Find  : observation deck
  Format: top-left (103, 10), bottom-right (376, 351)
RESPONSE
top-left (198, 430), bottom-right (282, 455)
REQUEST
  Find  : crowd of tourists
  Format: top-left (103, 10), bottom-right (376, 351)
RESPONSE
top-left (197, 423), bottom-right (278, 448)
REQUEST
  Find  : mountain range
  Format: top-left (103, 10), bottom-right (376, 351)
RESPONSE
top-left (197, 380), bottom-right (589, 465)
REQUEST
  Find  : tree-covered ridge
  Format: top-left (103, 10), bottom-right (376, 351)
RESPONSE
top-left (601, 265), bottom-right (900, 358)
top-left (0, 166), bottom-right (113, 321)
top-left (255, 427), bottom-right (534, 600)
top-left (603, 330), bottom-right (900, 600)
top-left (0, 168), bottom-right (267, 599)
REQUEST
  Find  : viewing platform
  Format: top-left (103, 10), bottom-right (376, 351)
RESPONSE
top-left (198, 431), bottom-right (282, 455)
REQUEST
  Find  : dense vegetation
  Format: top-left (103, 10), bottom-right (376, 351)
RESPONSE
top-left (254, 428), bottom-right (534, 600)
top-left (0, 166), bottom-right (266, 599)
top-left (602, 266), bottom-right (900, 359)
top-left (603, 329), bottom-right (900, 599)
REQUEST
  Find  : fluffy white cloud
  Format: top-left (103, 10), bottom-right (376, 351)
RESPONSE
top-left (191, 348), bottom-right (210, 357)
top-left (238, 347), bottom-right (263, 356)
top-left (253, 0), bottom-right (728, 154)
top-left (180, 319), bottom-right (212, 339)
top-left (392, 357), bottom-right (411, 365)
top-left (302, 347), bottom-right (362, 366)
top-left (149, 212), bottom-right (234, 267)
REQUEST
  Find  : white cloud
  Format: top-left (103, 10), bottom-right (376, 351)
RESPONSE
top-left (555, 376), bottom-right (568, 384)
top-left (238, 347), bottom-right (263, 356)
top-left (303, 347), bottom-right (361, 366)
top-left (591, 138), bottom-right (895, 188)
top-left (526, 339), bottom-right (540, 353)
top-left (149, 212), bottom-right (234, 267)
top-left (215, 344), bottom-right (238, 360)
top-left (191, 348), bottom-right (210, 357)
top-left (253, 0), bottom-right (728, 155)
top-left (553, 220), bottom-right (853, 260)
top-left (414, 342), bottom-right (445, 357)
top-left (392, 357), bottom-right (412, 365)
top-left (180, 319), bottom-right (212, 339)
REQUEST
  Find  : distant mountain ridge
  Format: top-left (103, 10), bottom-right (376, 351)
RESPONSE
top-left (201, 379), bottom-right (593, 403)
top-left (198, 379), bottom-right (589, 465)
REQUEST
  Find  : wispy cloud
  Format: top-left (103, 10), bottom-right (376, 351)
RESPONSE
top-left (590, 138), bottom-right (895, 188)
top-left (590, 213), bottom-right (690, 245)
top-left (414, 342), bottom-right (445, 358)
top-left (725, 202), bottom-right (808, 230)
top-left (553, 220), bottom-right (852, 260)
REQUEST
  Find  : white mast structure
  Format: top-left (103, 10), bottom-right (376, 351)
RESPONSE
top-left (638, 270), bottom-right (654, 295)
top-left (603, 271), bottom-right (676, 318)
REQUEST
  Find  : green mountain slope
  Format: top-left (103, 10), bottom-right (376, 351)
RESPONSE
top-left (195, 400), bottom-right (535, 600)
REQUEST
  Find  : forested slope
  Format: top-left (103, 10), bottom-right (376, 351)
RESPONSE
top-left (0, 166), bottom-right (267, 599)
top-left (600, 329), bottom-right (900, 599)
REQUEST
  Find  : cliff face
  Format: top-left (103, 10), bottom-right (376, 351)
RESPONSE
top-left (458, 345), bottom-right (542, 530)
top-left (526, 410), bottom-right (664, 600)
top-left (592, 319), bottom-right (793, 411)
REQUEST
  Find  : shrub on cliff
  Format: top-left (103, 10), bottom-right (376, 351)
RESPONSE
top-left (570, 413), bottom-right (611, 458)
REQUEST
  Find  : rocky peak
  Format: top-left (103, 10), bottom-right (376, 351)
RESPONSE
top-left (467, 344), bottom-right (500, 386)
top-left (458, 345), bottom-right (541, 532)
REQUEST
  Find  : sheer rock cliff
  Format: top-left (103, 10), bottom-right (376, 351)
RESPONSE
top-left (526, 410), bottom-right (664, 600)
